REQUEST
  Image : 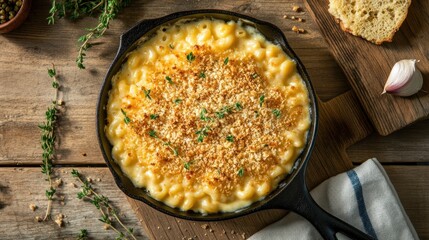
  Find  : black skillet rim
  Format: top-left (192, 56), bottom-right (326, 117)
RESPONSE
top-left (96, 9), bottom-right (319, 221)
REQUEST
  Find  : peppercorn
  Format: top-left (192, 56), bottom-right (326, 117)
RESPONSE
top-left (0, 0), bottom-right (22, 25)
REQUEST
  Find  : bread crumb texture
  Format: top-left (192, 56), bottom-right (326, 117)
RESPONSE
top-left (328, 0), bottom-right (411, 44)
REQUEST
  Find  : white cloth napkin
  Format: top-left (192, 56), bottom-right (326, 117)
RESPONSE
top-left (249, 158), bottom-right (419, 240)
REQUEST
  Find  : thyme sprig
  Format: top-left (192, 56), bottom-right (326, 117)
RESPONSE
top-left (47, 0), bottom-right (130, 69)
top-left (77, 229), bottom-right (89, 240)
top-left (71, 169), bottom-right (137, 240)
top-left (39, 64), bottom-right (62, 221)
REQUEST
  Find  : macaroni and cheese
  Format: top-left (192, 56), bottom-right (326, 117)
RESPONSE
top-left (106, 19), bottom-right (310, 213)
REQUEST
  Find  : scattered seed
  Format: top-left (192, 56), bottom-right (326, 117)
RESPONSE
top-left (29, 203), bottom-right (37, 211)
top-left (292, 5), bottom-right (301, 12)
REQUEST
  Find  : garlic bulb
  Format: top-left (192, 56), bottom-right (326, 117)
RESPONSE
top-left (382, 59), bottom-right (423, 97)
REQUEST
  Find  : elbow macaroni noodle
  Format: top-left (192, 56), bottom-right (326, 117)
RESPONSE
top-left (106, 19), bottom-right (310, 213)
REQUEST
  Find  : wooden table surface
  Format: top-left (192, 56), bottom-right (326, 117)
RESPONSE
top-left (0, 0), bottom-right (428, 239)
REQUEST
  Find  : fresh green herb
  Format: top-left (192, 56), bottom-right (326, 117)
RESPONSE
top-left (226, 135), bottom-right (234, 142)
top-left (45, 187), bottom-right (56, 200)
top-left (143, 89), bottom-right (152, 100)
top-left (77, 229), bottom-right (89, 240)
top-left (72, 169), bottom-right (137, 240)
top-left (186, 52), bottom-right (195, 62)
top-left (121, 109), bottom-right (131, 124)
top-left (259, 94), bottom-right (265, 107)
top-left (39, 64), bottom-right (62, 221)
top-left (251, 73), bottom-right (259, 79)
top-left (215, 106), bottom-right (233, 119)
top-left (48, 0), bottom-right (130, 69)
top-left (174, 98), bottom-right (182, 105)
top-left (165, 76), bottom-right (173, 84)
top-left (169, 44), bottom-right (174, 49)
top-left (199, 72), bottom-right (206, 78)
top-left (235, 102), bottom-right (243, 111)
top-left (148, 129), bottom-right (157, 138)
top-left (48, 68), bottom-right (56, 78)
top-left (224, 57), bottom-right (229, 65)
top-left (150, 114), bottom-right (159, 120)
top-left (215, 111), bottom-right (225, 119)
top-left (200, 108), bottom-right (211, 122)
top-left (196, 126), bottom-right (211, 142)
top-left (272, 109), bottom-right (281, 119)
top-left (238, 167), bottom-right (244, 177)
top-left (184, 162), bottom-right (191, 170)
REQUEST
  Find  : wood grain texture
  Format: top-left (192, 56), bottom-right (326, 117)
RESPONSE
top-left (385, 166), bottom-right (429, 239)
top-left (305, 0), bottom-right (429, 136)
top-left (0, 167), bottom-right (148, 240)
top-left (348, 119), bottom-right (429, 163)
top-left (129, 91), bottom-right (373, 239)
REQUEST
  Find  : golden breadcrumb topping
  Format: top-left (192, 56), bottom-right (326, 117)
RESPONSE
top-left (121, 45), bottom-right (304, 195)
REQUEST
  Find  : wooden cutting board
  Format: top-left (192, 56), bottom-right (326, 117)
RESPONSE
top-left (305, 0), bottom-right (429, 136)
top-left (128, 91), bottom-right (373, 239)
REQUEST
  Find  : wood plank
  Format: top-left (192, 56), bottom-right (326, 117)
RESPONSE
top-left (384, 166), bottom-right (429, 239)
top-left (305, 0), bottom-right (429, 136)
top-left (348, 119), bottom-right (429, 163)
top-left (0, 167), bottom-right (148, 240)
top-left (129, 91), bottom-right (374, 239)
top-left (0, 0), bottom-right (349, 166)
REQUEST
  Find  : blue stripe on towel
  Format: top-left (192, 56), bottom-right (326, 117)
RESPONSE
top-left (346, 170), bottom-right (378, 239)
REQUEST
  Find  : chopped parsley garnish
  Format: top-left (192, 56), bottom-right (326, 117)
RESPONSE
top-left (215, 106), bottom-right (233, 119)
top-left (184, 162), bottom-right (191, 170)
top-left (259, 94), bottom-right (265, 107)
top-left (251, 73), bottom-right (259, 79)
top-left (150, 114), bottom-right (159, 120)
top-left (272, 109), bottom-right (281, 119)
top-left (121, 109), bottom-right (131, 124)
top-left (148, 130), bottom-right (157, 138)
top-left (224, 57), bottom-right (229, 65)
top-left (165, 76), bottom-right (173, 84)
top-left (173, 148), bottom-right (179, 156)
top-left (235, 102), bottom-right (243, 111)
top-left (169, 44), bottom-right (174, 49)
top-left (200, 108), bottom-right (211, 122)
top-left (215, 111), bottom-right (225, 119)
top-left (254, 111), bottom-right (259, 118)
top-left (226, 135), bottom-right (234, 142)
top-left (174, 98), bottom-right (182, 104)
top-left (196, 126), bottom-right (210, 142)
top-left (199, 71), bottom-right (206, 78)
top-left (143, 89), bottom-right (152, 100)
top-left (238, 167), bottom-right (244, 177)
top-left (186, 52), bottom-right (195, 62)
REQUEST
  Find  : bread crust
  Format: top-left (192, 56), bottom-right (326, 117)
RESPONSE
top-left (330, 0), bottom-right (412, 45)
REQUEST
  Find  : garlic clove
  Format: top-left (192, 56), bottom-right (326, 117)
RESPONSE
top-left (382, 59), bottom-right (423, 97)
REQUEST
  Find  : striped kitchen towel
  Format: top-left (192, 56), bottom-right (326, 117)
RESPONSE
top-left (249, 158), bottom-right (419, 240)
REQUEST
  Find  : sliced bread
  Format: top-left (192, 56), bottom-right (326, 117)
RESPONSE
top-left (328, 0), bottom-right (412, 44)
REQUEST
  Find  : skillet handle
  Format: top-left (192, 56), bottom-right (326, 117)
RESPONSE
top-left (293, 186), bottom-right (375, 240)
top-left (267, 168), bottom-right (376, 240)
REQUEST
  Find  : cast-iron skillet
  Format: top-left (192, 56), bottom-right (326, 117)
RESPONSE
top-left (96, 10), bottom-right (375, 240)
